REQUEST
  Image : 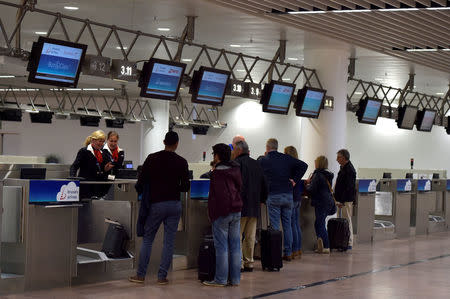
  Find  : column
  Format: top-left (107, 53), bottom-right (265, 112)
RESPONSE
top-left (300, 33), bottom-right (350, 176)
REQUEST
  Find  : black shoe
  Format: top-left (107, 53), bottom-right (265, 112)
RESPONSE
top-left (241, 267), bottom-right (253, 272)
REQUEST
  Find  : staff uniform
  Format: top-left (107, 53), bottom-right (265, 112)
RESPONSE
top-left (103, 144), bottom-right (125, 175)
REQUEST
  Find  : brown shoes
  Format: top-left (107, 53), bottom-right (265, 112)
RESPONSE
top-left (282, 255), bottom-right (292, 261)
top-left (129, 275), bottom-right (145, 284)
top-left (157, 278), bottom-right (169, 285)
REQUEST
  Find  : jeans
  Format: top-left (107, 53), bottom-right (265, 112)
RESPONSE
top-left (267, 193), bottom-right (293, 256)
top-left (291, 201), bottom-right (302, 252)
top-left (314, 207), bottom-right (330, 249)
top-left (212, 212), bottom-right (241, 285)
top-left (137, 200), bottom-right (181, 279)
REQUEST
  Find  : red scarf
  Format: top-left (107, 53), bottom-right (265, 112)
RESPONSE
top-left (112, 148), bottom-right (119, 162)
top-left (94, 149), bottom-right (103, 164)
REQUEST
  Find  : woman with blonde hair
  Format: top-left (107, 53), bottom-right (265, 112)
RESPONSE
top-left (70, 130), bottom-right (113, 198)
top-left (284, 146), bottom-right (302, 259)
top-left (305, 155), bottom-right (336, 254)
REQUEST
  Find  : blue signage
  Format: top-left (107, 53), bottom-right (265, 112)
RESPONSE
top-left (358, 179), bottom-right (377, 193)
top-left (146, 63), bottom-right (183, 97)
top-left (447, 180), bottom-right (450, 191)
top-left (267, 84), bottom-right (294, 112)
top-left (29, 180), bottom-right (80, 203)
top-left (197, 71), bottom-right (228, 103)
top-left (190, 180), bottom-right (210, 199)
top-left (397, 179), bottom-right (412, 192)
top-left (417, 179), bottom-right (431, 191)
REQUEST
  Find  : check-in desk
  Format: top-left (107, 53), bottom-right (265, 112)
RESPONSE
top-left (0, 179), bottom-right (80, 294)
top-left (376, 179), bottom-right (412, 238)
top-left (429, 179), bottom-right (449, 232)
top-left (355, 179), bottom-right (376, 243)
top-left (410, 179), bottom-right (435, 235)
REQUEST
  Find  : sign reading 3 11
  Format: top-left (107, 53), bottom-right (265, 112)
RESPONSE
top-left (111, 59), bottom-right (138, 81)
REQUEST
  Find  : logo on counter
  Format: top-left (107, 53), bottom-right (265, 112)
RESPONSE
top-left (57, 181), bottom-right (79, 202)
top-left (358, 179), bottom-right (377, 193)
top-left (417, 179), bottom-right (431, 191)
top-left (397, 179), bottom-right (412, 192)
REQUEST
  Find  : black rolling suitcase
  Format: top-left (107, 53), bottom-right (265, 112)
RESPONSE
top-left (327, 210), bottom-right (350, 252)
top-left (102, 219), bottom-right (129, 258)
top-left (260, 205), bottom-right (283, 271)
top-left (198, 235), bottom-right (215, 281)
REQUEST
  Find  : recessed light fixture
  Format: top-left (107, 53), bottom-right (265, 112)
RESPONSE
top-left (436, 92), bottom-right (444, 96)
top-left (333, 9), bottom-right (371, 13)
top-left (288, 11), bottom-right (326, 14)
top-left (236, 69), bottom-right (246, 72)
top-left (379, 8), bottom-right (419, 12)
top-left (66, 88), bottom-right (82, 91)
top-left (354, 91), bottom-right (363, 95)
top-left (64, 6), bottom-right (79, 10)
top-left (83, 88), bottom-right (98, 91)
top-left (157, 28), bottom-right (170, 31)
top-left (287, 57), bottom-right (299, 61)
top-left (99, 88), bottom-right (115, 91)
top-left (230, 44), bottom-right (241, 48)
top-left (426, 7), bottom-right (450, 11)
top-left (0, 75), bottom-right (15, 78)
top-left (282, 78), bottom-right (291, 81)
top-left (406, 48), bottom-right (438, 52)
top-left (35, 31), bottom-right (47, 35)
top-left (116, 46), bottom-right (128, 50)
top-left (442, 48), bottom-right (450, 51)
top-left (181, 58), bottom-right (192, 62)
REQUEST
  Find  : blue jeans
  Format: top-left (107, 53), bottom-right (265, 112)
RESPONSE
top-left (291, 201), bottom-right (302, 252)
top-left (137, 200), bottom-right (181, 279)
top-left (314, 207), bottom-right (330, 249)
top-left (212, 212), bottom-right (241, 285)
top-left (267, 193), bottom-right (293, 256)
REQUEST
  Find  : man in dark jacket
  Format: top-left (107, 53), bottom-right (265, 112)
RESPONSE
top-left (203, 143), bottom-right (243, 287)
top-left (334, 149), bottom-right (356, 250)
top-left (259, 138), bottom-right (308, 260)
top-left (130, 131), bottom-right (190, 285)
top-left (233, 140), bottom-right (268, 272)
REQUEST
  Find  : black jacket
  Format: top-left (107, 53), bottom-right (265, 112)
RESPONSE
top-left (70, 145), bottom-right (107, 180)
top-left (102, 145), bottom-right (125, 176)
top-left (334, 161), bottom-right (356, 203)
top-left (234, 153), bottom-right (268, 218)
top-left (306, 169), bottom-right (335, 211)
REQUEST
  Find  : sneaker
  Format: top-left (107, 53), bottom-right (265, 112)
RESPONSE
top-left (129, 275), bottom-right (145, 284)
top-left (202, 280), bottom-right (226, 287)
top-left (316, 238), bottom-right (324, 253)
top-left (322, 248), bottom-right (330, 254)
top-left (157, 278), bottom-right (169, 285)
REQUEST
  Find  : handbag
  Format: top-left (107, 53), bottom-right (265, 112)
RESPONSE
top-left (326, 180), bottom-right (337, 216)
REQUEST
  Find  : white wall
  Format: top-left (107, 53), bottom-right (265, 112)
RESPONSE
top-left (346, 111), bottom-right (450, 175)
top-left (1, 115), bottom-right (141, 166)
top-left (173, 98), bottom-right (303, 163)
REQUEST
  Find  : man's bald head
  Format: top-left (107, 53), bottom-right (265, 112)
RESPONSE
top-left (232, 135), bottom-right (245, 148)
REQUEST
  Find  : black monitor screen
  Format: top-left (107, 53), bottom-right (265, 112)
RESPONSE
top-left (397, 105), bottom-right (418, 130)
top-left (191, 67), bottom-right (230, 106)
top-left (124, 160), bottom-right (133, 169)
top-left (296, 87), bottom-right (326, 118)
top-left (139, 58), bottom-right (186, 100)
top-left (357, 98), bottom-right (382, 125)
top-left (27, 37), bottom-right (87, 87)
top-left (261, 81), bottom-right (296, 115)
top-left (20, 168), bottom-right (46, 180)
top-left (416, 109), bottom-right (436, 132)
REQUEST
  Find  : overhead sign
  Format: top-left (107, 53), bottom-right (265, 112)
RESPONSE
top-left (246, 82), bottom-right (262, 99)
top-left (29, 180), bottom-right (80, 203)
top-left (111, 59), bottom-right (138, 81)
top-left (82, 55), bottom-right (111, 77)
top-left (226, 79), bottom-right (246, 97)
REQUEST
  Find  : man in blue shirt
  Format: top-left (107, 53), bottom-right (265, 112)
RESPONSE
top-left (259, 138), bottom-right (308, 260)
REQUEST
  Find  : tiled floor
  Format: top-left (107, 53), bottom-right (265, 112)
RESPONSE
top-left (4, 231), bottom-right (450, 298)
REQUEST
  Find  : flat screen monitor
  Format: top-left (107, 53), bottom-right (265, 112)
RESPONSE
top-left (416, 109), bottom-right (436, 132)
top-left (124, 160), bottom-right (133, 169)
top-left (397, 105), bottom-right (418, 130)
top-left (357, 98), bottom-right (383, 125)
top-left (260, 81), bottom-right (296, 115)
top-left (20, 168), bottom-right (46, 179)
top-left (190, 67), bottom-right (230, 106)
top-left (139, 58), bottom-right (186, 101)
top-left (295, 86), bottom-right (326, 118)
top-left (27, 37), bottom-right (87, 87)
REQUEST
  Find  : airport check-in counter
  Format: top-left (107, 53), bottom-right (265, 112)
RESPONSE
top-left (0, 178), bottom-right (81, 293)
top-left (427, 179), bottom-right (448, 233)
top-left (445, 180), bottom-right (450, 229)
top-left (410, 179), bottom-right (435, 235)
top-left (376, 179), bottom-right (413, 238)
top-left (355, 179), bottom-right (376, 243)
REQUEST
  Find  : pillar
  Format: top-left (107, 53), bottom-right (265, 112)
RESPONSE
top-left (140, 101), bottom-right (170, 163)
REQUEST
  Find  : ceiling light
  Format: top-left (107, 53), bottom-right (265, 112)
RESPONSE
top-left (282, 78), bottom-right (291, 81)
top-left (236, 69), bottom-right (246, 72)
top-left (66, 88), bottom-right (81, 91)
top-left (99, 88), bottom-right (115, 91)
top-left (374, 78), bottom-right (384, 81)
top-left (230, 44), bottom-right (241, 48)
top-left (25, 109), bottom-right (39, 113)
top-left (157, 28), bottom-right (170, 31)
top-left (288, 11), bottom-right (326, 14)
top-left (287, 57), bottom-right (299, 61)
top-left (64, 6), bottom-right (79, 10)
top-left (436, 92), bottom-right (444, 95)
top-left (406, 48), bottom-right (438, 52)
top-left (354, 91), bottom-right (363, 95)
top-left (442, 49), bottom-right (450, 51)
top-left (379, 8), bottom-right (419, 12)
top-left (181, 58), bottom-right (192, 62)
top-left (35, 31), bottom-right (47, 35)
top-left (333, 9), bottom-right (371, 13)
top-left (426, 7), bottom-right (450, 10)
top-left (83, 88), bottom-right (98, 91)
top-left (116, 46), bottom-right (128, 50)
top-left (0, 75), bottom-right (15, 78)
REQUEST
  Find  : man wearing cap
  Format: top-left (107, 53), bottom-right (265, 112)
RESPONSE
top-left (130, 131), bottom-right (190, 285)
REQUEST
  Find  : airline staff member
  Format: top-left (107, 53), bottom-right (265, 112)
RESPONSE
top-left (70, 130), bottom-right (113, 198)
top-left (103, 131), bottom-right (125, 176)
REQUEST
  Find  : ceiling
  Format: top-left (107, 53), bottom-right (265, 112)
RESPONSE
top-left (0, 0), bottom-right (448, 98)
